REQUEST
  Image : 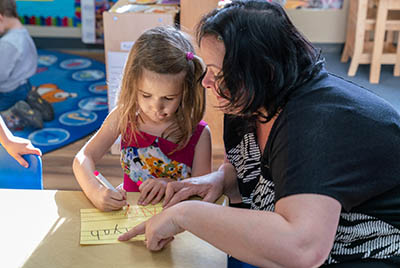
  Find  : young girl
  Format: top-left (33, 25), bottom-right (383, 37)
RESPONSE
top-left (73, 26), bottom-right (212, 211)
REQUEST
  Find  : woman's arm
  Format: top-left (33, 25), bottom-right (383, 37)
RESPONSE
top-left (121, 193), bottom-right (341, 268)
top-left (73, 108), bottom-right (126, 211)
top-left (162, 160), bottom-right (241, 208)
top-left (191, 125), bottom-right (212, 176)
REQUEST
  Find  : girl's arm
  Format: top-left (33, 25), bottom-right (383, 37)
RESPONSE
top-left (73, 108), bottom-right (126, 211)
top-left (0, 116), bottom-right (41, 167)
top-left (191, 125), bottom-right (212, 176)
top-left (121, 193), bottom-right (341, 268)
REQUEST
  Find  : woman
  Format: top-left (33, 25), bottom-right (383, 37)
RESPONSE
top-left (119, 1), bottom-right (400, 267)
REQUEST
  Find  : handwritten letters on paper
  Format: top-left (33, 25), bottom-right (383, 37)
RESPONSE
top-left (80, 203), bottom-right (163, 245)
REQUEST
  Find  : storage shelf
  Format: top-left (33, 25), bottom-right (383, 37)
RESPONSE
top-left (26, 25), bottom-right (81, 38)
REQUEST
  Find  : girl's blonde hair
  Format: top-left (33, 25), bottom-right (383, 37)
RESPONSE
top-left (117, 26), bottom-right (206, 151)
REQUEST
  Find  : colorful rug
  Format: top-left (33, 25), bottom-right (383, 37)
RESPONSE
top-left (13, 49), bottom-right (108, 154)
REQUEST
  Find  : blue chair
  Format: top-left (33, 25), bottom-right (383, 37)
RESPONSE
top-left (0, 145), bottom-right (43, 189)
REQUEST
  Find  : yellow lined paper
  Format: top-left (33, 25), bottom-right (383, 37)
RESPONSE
top-left (80, 203), bottom-right (163, 245)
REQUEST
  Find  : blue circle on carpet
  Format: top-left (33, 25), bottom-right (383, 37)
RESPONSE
top-left (29, 128), bottom-right (70, 146)
top-left (60, 58), bottom-right (92, 70)
top-left (15, 49), bottom-right (108, 154)
top-left (78, 97), bottom-right (108, 111)
top-left (88, 81), bottom-right (108, 95)
top-left (59, 110), bottom-right (98, 126)
top-left (72, 70), bottom-right (105, 81)
top-left (38, 55), bottom-right (58, 66)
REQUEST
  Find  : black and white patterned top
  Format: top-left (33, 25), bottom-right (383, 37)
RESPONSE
top-left (223, 70), bottom-right (400, 266)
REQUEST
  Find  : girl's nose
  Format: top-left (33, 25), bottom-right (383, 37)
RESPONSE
top-left (152, 100), bottom-right (164, 111)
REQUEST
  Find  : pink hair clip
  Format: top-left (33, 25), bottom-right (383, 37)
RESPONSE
top-left (186, 52), bottom-right (194, 61)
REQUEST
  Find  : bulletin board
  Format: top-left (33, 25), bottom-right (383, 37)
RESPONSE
top-left (15, 0), bottom-right (118, 40)
top-left (16, 0), bottom-right (81, 27)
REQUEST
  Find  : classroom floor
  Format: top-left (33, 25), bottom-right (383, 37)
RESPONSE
top-left (42, 46), bottom-right (400, 190)
top-left (321, 44), bottom-right (400, 112)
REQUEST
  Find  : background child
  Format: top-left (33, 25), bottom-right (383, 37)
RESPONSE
top-left (73, 26), bottom-right (212, 211)
top-left (0, 115), bottom-right (41, 167)
top-left (0, 0), bottom-right (53, 130)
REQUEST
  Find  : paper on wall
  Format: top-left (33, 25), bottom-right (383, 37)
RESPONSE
top-left (81, 0), bottom-right (96, 44)
top-left (106, 51), bottom-right (129, 111)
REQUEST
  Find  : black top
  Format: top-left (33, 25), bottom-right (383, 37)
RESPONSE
top-left (224, 70), bottom-right (400, 265)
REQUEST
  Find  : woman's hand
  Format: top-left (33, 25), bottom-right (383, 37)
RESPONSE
top-left (4, 136), bottom-right (41, 168)
top-left (118, 203), bottom-right (185, 251)
top-left (163, 172), bottom-right (225, 208)
top-left (91, 185), bottom-right (127, 211)
top-left (138, 178), bottom-right (172, 206)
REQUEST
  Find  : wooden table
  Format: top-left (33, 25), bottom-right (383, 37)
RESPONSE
top-left (0, 189), bottom-right (227, 268)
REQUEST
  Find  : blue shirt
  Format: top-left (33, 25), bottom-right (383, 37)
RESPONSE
top-left (0, 27), bottom-right (37, 93)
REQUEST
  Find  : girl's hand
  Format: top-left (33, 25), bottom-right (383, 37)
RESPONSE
top-left (5, 136), bottom-right (42, 168)
top-left (92, 185), bottom-right (127, 211)
top-left (138, 178), bottom-right (172, 206)
top-left (118, 203), bottom-right (184, 251)
top-left (116, 183), bottom-right (128, 200)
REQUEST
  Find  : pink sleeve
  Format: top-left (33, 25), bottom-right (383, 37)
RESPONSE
top-left (188, 120), bottom-right (207, 148)
top-left (123, 175), bottom-right (140, 192)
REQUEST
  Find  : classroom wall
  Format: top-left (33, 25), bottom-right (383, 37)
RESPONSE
top-left (22, 0), bottom-right (349, 44)
top-left (286, 0), bottom-right (349, 43)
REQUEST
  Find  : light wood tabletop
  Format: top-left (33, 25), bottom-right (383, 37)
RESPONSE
top-left (0, 189), bottom-right (227, 268)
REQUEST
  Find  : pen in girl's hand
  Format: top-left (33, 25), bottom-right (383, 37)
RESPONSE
top-left (93, 170), bottom-right (118, 193)
top-left (124, 203), bottom-right (130, 216)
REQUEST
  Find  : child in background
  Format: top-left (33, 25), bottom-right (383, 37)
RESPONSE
top-left (0, 115), bottom-right (41, 167)
top-left (0, 0), bottom-right (53, 130)
top-left (73, 26), bottom-right (212, 211)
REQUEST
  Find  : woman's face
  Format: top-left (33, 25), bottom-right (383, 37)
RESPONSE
top-left (200, 35), bottom-right (230, 108)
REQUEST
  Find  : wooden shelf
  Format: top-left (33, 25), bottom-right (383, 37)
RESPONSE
top-left (26, 25), bottom-right (81, 38)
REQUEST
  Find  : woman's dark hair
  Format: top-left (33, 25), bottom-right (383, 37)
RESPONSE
top-left (196, 0), bottom-right (324, 122)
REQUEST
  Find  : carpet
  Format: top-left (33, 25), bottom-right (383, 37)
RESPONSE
top-left (13, 49), bottom-right (108, 154)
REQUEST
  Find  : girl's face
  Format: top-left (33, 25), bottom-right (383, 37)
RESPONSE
top-left (200, 35), bottom-right (229, 108)
top-left (137, 68), bottom-right (184, 124)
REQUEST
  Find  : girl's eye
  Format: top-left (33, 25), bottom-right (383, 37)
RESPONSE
top-left (142, 94), bottom-right (151, 98)
top-left (164, 97), bottom-right (174, 101)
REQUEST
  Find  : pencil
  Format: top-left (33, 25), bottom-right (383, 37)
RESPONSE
top-left (125, 203), bottom-right (130, 216)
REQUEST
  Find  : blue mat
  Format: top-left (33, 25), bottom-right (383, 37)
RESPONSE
top-left (13, 49), bottom-right (108, 154)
